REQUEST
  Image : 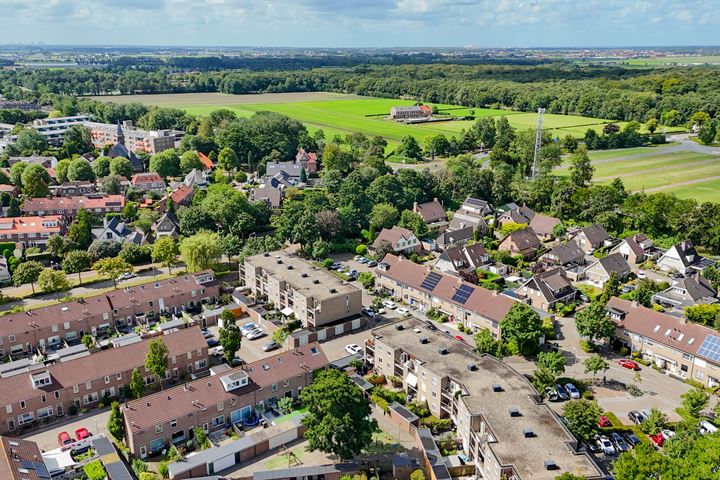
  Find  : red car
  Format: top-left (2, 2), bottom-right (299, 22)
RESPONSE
top-left (598, 416), bottom-right (612, 428)
top-left (57, 431), bottom-right (74, 447)
top-left (618, 359), bottom-right (641, 371)
top-left (75, 427), bottom-right (90, 440)
top-left (454, 335), bottom-right (465, 342)
top-left (649, 433), bottom-right (665, 447)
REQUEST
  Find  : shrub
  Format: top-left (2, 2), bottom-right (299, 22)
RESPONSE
top-left (83, 460), bottom-right (106, 480)
top-left (140, 473), bottom-right (160, 480)
top-left (68, 405), bottom-right (78, 416)
top-left (371, 394), bottom-right (390, 413)
top-left (80, 407), bottom-right (89, 414)
top-left (626, 384), bottom-right (643, 397)
top-left (158, 461), bottom-right (169, 479)
top-left (580, 340), bottom-right (597, 353)
top-left (356, 244), bottom-right (368, 255)
top-left (582, 390), bottom-right (594, 400)
top-left (322, 258), bottom-right (334, 269)
top-left (619, 347), bottom-right (630, 357)
top-left (367, 374), bottom-right (386, 386)
top-left (410, 470), bottom-right (426, 480)
top-left (132, 459), bottom-right (148, 475)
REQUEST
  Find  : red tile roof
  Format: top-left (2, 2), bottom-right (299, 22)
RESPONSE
top-left (0, 216), bottom-right (64, 235)
top-left (372, 226), bottom-right (417, 249)
top-left (22, 195), bottom-right (125, 214)
top-left (197, 152), bottom-right (214, 170)
top-left (131, 172), bottom-right (164, 185)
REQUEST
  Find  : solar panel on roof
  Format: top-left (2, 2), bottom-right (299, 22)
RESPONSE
top-left (420, 272), bottom-right (442, 291)
top-left (698, 334), bottom-right (720, 361)
top-left (452, 284), bottom-right (475, 305)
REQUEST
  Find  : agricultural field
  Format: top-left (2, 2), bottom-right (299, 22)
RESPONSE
top-left (555, 143), bottom-right (720, 202)
top-left (623, 55), bottom-right (720, 67)
top-left (91, 92), bottom-right (616, 146)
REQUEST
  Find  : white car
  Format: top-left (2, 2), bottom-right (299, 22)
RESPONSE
top-left (345, 344), bottom-right (362, 355)
top-left (240, 323), bottom-right (257, 336)
top-left (637, 270), bottom-right (647, 279)
top-left (661, 429), bottom-right (676, 440)
top-left (211, 346), bottom-right (224, 357)
top-left (564, 383), bottom-right (581, 399)
top-left (382, 300), bottom-right (396, 309)
top-left (699, 420), bottom-right (718, 435)
top-left (597, 435), bottom-right (616, 455)
top-left (361, 307), bottom-right (376, 318)
top-left (247, 328), bottom-right (265, 340)
top-left (396, 307), bottom-right (410, 316)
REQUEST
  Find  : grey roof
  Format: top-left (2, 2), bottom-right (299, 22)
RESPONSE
top-left (266, 161), bottom-right (302, 178)
top-left (93, 217), bottom-right (142, 245)
top-left (595, 252), bottom-right (632, 276)
top-left (107, 143), bottom-right (142, 171)
top-left (544, 241), bottom-right (585, 265)
top-left (92, 436), bottom-right (133, 480)
top-left (254, 464), bottom-right (359, 480)
top-left (266, 171), bottom-right (294, 188)
top-left (523, 268), bottom-right (576, 303)
top-left (437, 243), bottom-right (488, 271)
top-left (503, 227), bottom-right (541, 251)
top-left (578, 224), bottom-right (610, 245)
top-left (461, 196), bottom-right (492, 213)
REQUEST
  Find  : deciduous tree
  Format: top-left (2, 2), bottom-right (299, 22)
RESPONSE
top-left (499, 303), bottom-right (544, 355)
top-left (562, 399), bottom-right (602, 442)
top-left (145, 338), bottom-right (169, 388)
top-left (13, 260), bottom-right (44, 293)
top-left (575, 302), bottom-right (615, 344)
top-left (681, 387), bottom-right (709, 418)
top-left (149, 148), bottom-right (181, 178)
top-left (107, 401), bottom-right (125, 442)
top-left (62, 250), bottom-right (92, 285)
top-left (179, 231), bottom-right (222, 272)
top-left (583, 355), bottom-right (609, 381)
top-left (152, 237), bottom-right (179, 273)
top-left (38, 269), bottom-right (70, 295)
top-left (93, 257), bottom-right (133, 288)
top-left (537, 351), bottom-right (566, 376)
top-left (109, 157), bottom-right (134, 178)
top-left (219, 311), bottom-right (242, 364)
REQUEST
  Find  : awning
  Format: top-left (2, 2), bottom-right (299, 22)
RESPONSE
top-left (280, 307), bottom-right (294, 316)
top-left (405, 372), bottom-right (418, 388)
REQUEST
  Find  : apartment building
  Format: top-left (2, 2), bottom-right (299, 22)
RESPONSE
top-left (241, 251), bottom-right (362, 328)
top-left (0, 328), bottom-right (208, 434)
top-left (375, 254), bottom-right (514, 337)
top-left (0, 436), bottom-right (48, 480)
top-left (609, 297), bottom-right (720, 388)
top-left (0, 215), bottom-right (65, 250)
top-left (85, 120), bottom-right (177, 154)
top-left (366, 319), bottom-right (602, 480)
top-left (0, 272), bottom-right (218, 358)
top-left (31, 115), bottom-right (91, 145)
top-left (22, 194), bottom-right (125, 217)
top-left (122, 343), bottom-right (328, 457)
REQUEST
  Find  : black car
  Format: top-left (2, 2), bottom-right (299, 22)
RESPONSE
top-left (624, 433), bottom-right (642, 448)
top-left (206, 338), bottom-right (219, 348)
top-left (425, 321), bottom-right (438, 331)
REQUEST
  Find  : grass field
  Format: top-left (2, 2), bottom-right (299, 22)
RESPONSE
top-left (555, 144), bottom-right (720, 202)
top-left (624, 55), bottom-right (720, 66)
top-left (91, 92), bottom-right (616, 146)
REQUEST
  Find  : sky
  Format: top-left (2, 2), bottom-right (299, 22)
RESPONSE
top-left (1, 0), bottom-right (719, 48)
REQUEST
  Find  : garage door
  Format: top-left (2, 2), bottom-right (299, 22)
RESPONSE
top-left (317, 329), bottom-right (326, 342)
top-left (213, 454), bottom-right (234, 472)
top-left (335, 324), bottom-right (344, 336)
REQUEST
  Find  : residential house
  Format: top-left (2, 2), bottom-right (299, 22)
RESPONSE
top-left (249, 185), bottom-right (284, 209)
top-left (266, 171), bottom-right (295, 189)
top-left (434, 244), bottom-right (489, 274)
top-left (266, 160), bottom-right (308, 180)
top-left (435, 226), bottom-right (474, 250)
top-left (0, 257), bottom-right (9, 284)
top-left (366, 319), bottom-right (603, 480)
top-left (197, 152), bottom-right (214, 171)
top-left (372, 226), bottom-right (422, 255)
top-left (92, 216), bottom-right (142, 245)
top-left (0, 184), bottom-right (18, 199)
top-left (182, 168), bottom-right (208, 189)
top-left (22, 194), bottom-right (125, 218)
top-left (529, 213), bottom-right (562, 240)
top-left (571, 224), bottom-right (613, 254)
top-left (389, 105), bottom-right (432, 120)
top-left (131, 173), bottom-right (166, 192)
top-left (49, 181), bottom-right (96, 197)
top-left (497, 205), bottom-right (535, 227)
top-left (240, 251), bottom-right (362, 328)
top-left (448, 197), bottom-right (490, 235)
top-left (653, 273), bottom-right (717, 309)
top-left (497, 227), bottom-right (541, 258)
top-left (0, 328), bottom-right (207, 434)
top-left (155, 185), bottom-right (194, 214)
top-left (611, 234), bottom-right (663, 264)
top-left (121, 344), bottom-right (329, 457)
top-left (583, 252), bottom-right (632, 287)
top-left (375, 254), bottom-right (515, 336)
top-left (295, 148), bottom-right (318, 174)
top-left (517, 268), bottom-right (577, 311)
top-left (540, 241), bottom-right (586, 268)
top-left (413, 198), bottom-right (447, 227)
top-left (0, 436), bottom-right (47, 480)
top-left (657, 240), bottom-right (716, 275)
top-left (153, 212), bottom-right (180, 240)
top-left (0, 216), bottom-right (65, 250)
top-left (608, 297), bottom-right (720, 387)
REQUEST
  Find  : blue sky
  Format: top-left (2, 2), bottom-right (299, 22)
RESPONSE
top-left (1, 0), bottom-right (718, 48)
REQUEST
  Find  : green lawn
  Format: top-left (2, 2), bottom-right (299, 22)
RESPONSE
top-left (662, 178), bottom-right (720, 202)
top-left (264, 446), bottom-right (306, 469)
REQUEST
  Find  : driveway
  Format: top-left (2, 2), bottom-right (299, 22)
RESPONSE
top-left (22, 408), bottom-right (111, 452)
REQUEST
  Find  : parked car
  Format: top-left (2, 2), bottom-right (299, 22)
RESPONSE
top-left (617, 359), bottom-right (641, 370)
top-left (564, 382), bottom-right (581, 399)
top-left (211, 346), bottom-right (224, 357)
top-left (354, 255), bottom-right (363, 261)
top-left (247, 328), bottom-right (265, 340)
top-left (454, 335), bottom-right (466, 342)
top-left (231, 357), bottom-right (245, 367)
top-left (649, 433), bottom-right (665, 447)
top-left (361, 307), bottom-right (376, 318)
top-left (699, 420), bottom-right (718, 435)
top-left (640, 409), bottom-right (653, 421)
top-left (263, 341), bottom-right (280, 352)
top-left (58, 431), bottom-right (74, 447)
top-left (586, 439), bottom-right (601, 454)
top-left (637, 270), bottom-right (646, 279)
top-left (661, 429), bottom-right (676, 440)
top-left (201, 328), bottom-right (213, 339)
top-left (624, 433), bottom-right (642, 447)
top-left (425, 321), bottom-right (438, 331)
top-left (118, 272), bottom-right (136, 281)
top-left (75, 428), bottom-right (91, 441)
top-left (627, 410), bottom-right (644, 424)
top-left (396, 307), bottom-right (410, 315)
top-left (367, 260), bottom-right (378, 267)
top-left (345, 344), bottom-right (362, 355)
top-left (544, 387), bottom-right (559, 402)
top-left (358, 257), bottom-right (369, 264)
top-left (206, 338), bottom-right (219, 348)
top-left (610, 432), bottom-right (628, 452)
top-left (330, 263), bottom-right (342, 270)
top-left (382, 300), bottom-right (396, 309)
top-left (598, 416), bottom-right (612, 428)
top-left (555, 384), bottom-right (569, 401)
top-left (597, 436), bottom-right (616, 455)
top-left (240, 323), bottom-right (257, 336)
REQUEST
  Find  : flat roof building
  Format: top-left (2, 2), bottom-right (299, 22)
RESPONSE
top-left (241, 251), bottom-right (362, 328)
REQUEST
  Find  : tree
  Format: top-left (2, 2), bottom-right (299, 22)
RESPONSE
top-left (697, 119), bottom-right (718, 145)
top-left (128, 368), bottom-right (145, 399)
top-left (20, 163), bottom-right (50, 197)
top-left (322, 143), bottom-right (354, 174)
top-left (397, 135), bottom-right (422, 160)
top-left (398, 210), bottom-right (429, 238)
top-left (219, 311), bottom-right (242, 364)
top-left (67, 209), bottom-right (93, 250)
top-left (93, 257), bottom-right (133, 288)
top-left (645, 118), bottom-right (659, 134)
top-left (92, 156), bottom-right (112, 178)
top-left (537, 351), bottom-right (566, 376)
top-left (358, 272), bottom-right (375, 290)
top-left (681, 387), bottom-right (709, 418)
top-left (149, 148), bottom-right (181, 178)
top-left (119, 242), bottom-right (149, 265)
top-left (612, 443), bottom-right (668, 480)
top-left (107, 401), bottom-right (125, 442)
top-left (640, 408), bottom-right (668, 435)
top-left (88, 239), bottom-right (122, 260)
top-left (67, 158), bottom-right (95, 182)
top-left (145, 338), bottom-right (169, 388)
top-left (409, 470), bottom-right (425, 480)
top-left (179, 151), bottom-right (203, 175)
top-left (38, 269), bottom-right (70, 295)
top-left (583, 355), bottom-right (609, 381)
top-left (569, 146), bottom-right (594, 187)
top-left (100, 174), bottom-right (123, 195)
top-left (62, 250), bottom-right (92, 285)
top-left (562, 399), bottom-right (602, 442)
top-left (690, 111), bottom-right (711, 127)
top-left (82, 334), bottom-right (95, 349)
top-left (110, 157), bottom-right (134, 178)
top-left (575, 302), bottom-right (615, 344)
top-left (599, 272), bottom-right (620, 304)
top-left (55, 159), bottom-right (72, 183)
top-left (62, 125), bottom-right (93, 157)
top-left (217, 146), bottom-right (240, 171)
top-left (532, 367), bottom-right (557, 393)
top-left (499, 222), bottom-right (528, 236)
top-left (152, 237), bottom-right (179, 273)
top-left (370, 203), bottom-right (400, 230)
top-left (301, 369), bottom-right (377, 461)
top-left (180, 231), bottom-right (223, 272)
top-left (47, 234), bottom-right (69, 257)
top-left (13, 260), bottom-right (44, 294)
top-left (499, 303), bottom-right (544, 355)
top-left (178, 206), bottom-right (215, 236)
top-left (475, 328), bottom-right (502, 357)
top-left (15, 128), bottom-right (47, 154)
top-left (554, 473), bottom-right (586, 480)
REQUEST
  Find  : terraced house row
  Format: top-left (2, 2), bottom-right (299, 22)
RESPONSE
top-left (0, 271), bottom-right (218, 359)
top-left (0, 328), bottom-right (208, 434)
